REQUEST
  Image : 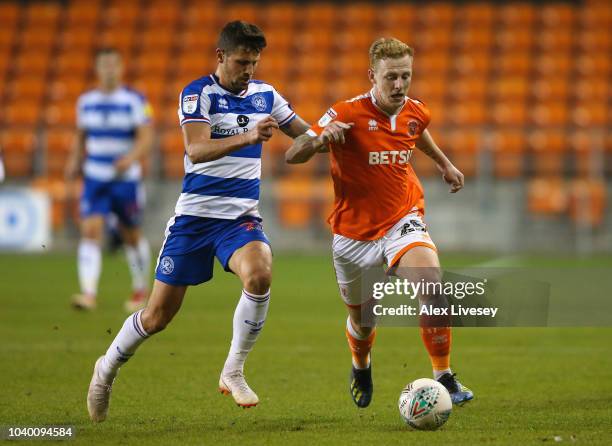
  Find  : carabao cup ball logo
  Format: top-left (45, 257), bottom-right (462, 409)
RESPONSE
top-left (160, 256), bottom-right (174, 275)
top-left (251, 94), bottom-right (267, 112)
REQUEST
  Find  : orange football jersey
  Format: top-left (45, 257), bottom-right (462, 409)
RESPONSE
top-left (307, 90), bottom-right (431, 240)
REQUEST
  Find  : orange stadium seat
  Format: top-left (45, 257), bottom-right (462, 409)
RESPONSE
top-left (445, 128), bottom-right (481, 178)
top-left (570, 130), bottom-right (605, 177)
top-left (30, 177), bottom-right (77, 229)
top-left (44, 101), bottom-right (76, 127)
top-left (447, 102), bottom-right (487, 126)
top-left (460, 3), bottom-right (495, 25)
top-left (103, 3), bottom-right (140, 27)
top-left (490, 129), bottom-right (527, 178)
top-left (413, 28), bottom-right (452, 52)
top-left (336, 29), bottom-right (377, 53)
top-left (14, 51), bottom-right (51, 76)
top-left (24, 2), bottom-right (60, 26)
top-left (495, 29), bottom-right (534, 52)
top-left (490, 76), bottom-right (529, 100)
top-left (492, 102), bottom-right (528, 126)
top-left (132, 78), bottom-right (167, 114)
top-left (66, 1), bottom-right (100, 27)
top-left (448, 77), bottom-right (487, 102)
top-left (334, 53), bottom-right (370, 77)
top-left (297, 31), bottom-right (334, 53)
top-left (48, 77), bottom-right (87, 102)
top-left (139, 28), bottom-right (174, 51)
top-left (577, 29), bottom-right (611, 51)
top-left (452, 52), bottom-right (491, 76)
top-left (175, 54), bottom-right (215, 81)
top-left (0, 3), bottom-right (20, 28)
top-left (572, 102), bottom-right (608, 127)
top-left (491, 53), bottom-right (532, 75)
top-left (58, 27), bottom-right (96, 51)
top-left (260, 3), bottom-right (296, 29)
top-left (160, 129), bottom-right (185, 179)
top-left (574, 77), bottom-right (608, 103)
top-left (377, 3), bottom-right (415, 29)
top-left (263, 28), bottom-right (294, 53)
top-left (534, 54), bottom-right (572, 77)
top-left (536, 28), bottom-right (573, 52)
top-left (182, 3), bottom-right (218, 28)
top-left (143, 2), bottom-right (180, 26)
top-left (20, 25), bottom-right (57, 51)
top-left (294, 53), bottom-right (329, 76)
top-left (303, 3), bottom-right (337, 28)
top-left (424, 100), bottom-right (447, 126)
top-left (55, 51), bottom-right (93, 77)
top-left (531, 78), bottom-right (569, 101)
top-left (132, 51), bottom-right (171, 77)
top-left (528, 130), bottom-right (568, 176)
top-left (340, 3), bottom-right (377, 27)
top-left (497, 4), bottom-right (535, 26)
top-left (575, 52), bottom-right (610, 77)
top-left (274, 174), bottom-right (316, 229)
top-left (0, 25), bottom-right (16, 50)
top-left (2, 102), bottom-right (40, 127)
top-left (410, 76), bottom-right (447, 102)
top-left (539, 4), bottom-right (575, 27)
top-left (415, 52), bottom-right (450, 75)
top-left (527, 177), bottom-right (567, 215)
top-left (177, 28), bottom-right (218, 53)
top-left (7, 77), bottom-right (47, 102)
top-left (224, 2), bottom-right (259, 23)
top-left (99, 29), bottom-right (135, 54)
top-left (568, 178), bottom-right (606, 227)
top-left (530, 102), bottom-right (569, 127)
top-left (0, 129), bottom-right (37, 177)
top-left (454, 29), bottom-right (493, 50)
top-left (45, 129), bottom-right (74, 178)
top-left (417, 3), bottom-right (455, 26)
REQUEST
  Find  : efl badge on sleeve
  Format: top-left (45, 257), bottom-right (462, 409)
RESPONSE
top-left (182, 94), bottom-right (199, 114)
top-left (408, 120), bottom-right (419, 136)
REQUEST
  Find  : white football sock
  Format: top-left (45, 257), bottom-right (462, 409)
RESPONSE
top-left (346, 316), bottom-right (371, 369)
top-left (223, 289), bottom-right (270, 373)
top-left (433, 368), bottom-right (452, 380)
top-left (78, 239), bottom-right (101, 297)
top-left (98, 309), bottom-right (149, 382)
top-left (125, 237), bottom-right (151, 292)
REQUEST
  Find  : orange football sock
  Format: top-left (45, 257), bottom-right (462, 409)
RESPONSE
top-left (346, 326), bottom-right (377, 369)
top-left (420, 326), bottom-right (451, 372)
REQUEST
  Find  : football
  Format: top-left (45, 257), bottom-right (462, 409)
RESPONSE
top-left (398, 378), bottom-right (452, 430)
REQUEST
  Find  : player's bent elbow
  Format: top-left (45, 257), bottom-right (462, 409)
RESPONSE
top-left (185, 143), bottom-right (213, 164)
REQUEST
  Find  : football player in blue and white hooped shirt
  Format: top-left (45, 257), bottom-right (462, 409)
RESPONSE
top-left (66, 48), bottom-right (154, 313)
top-left (86, 22), bottom-right (312, 421)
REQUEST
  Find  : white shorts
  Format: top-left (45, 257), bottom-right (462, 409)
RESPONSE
top-left (332, 213), bottom-right (436, 307)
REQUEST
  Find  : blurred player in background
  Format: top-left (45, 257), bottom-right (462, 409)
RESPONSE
top-left (65, 48), bottom-right (154, 312)
top-left (86, 21), bottom-right (311, 422)
top-left (286, 38), bottom-right (473, 408)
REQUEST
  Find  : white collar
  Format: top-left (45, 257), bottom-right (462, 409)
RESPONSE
top-left (369, 88), bottom-right (406, 117)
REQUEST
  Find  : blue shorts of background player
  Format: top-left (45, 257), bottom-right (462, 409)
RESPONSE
top-left (80, 178), bottom-right (143, 227)
top-left (155, 215), bottom-right (271, 286)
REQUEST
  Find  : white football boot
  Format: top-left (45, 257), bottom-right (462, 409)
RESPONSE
top-left (218, 370), bottom-right (259, 408)
top-left (87, 356), bottom-right (114, 422)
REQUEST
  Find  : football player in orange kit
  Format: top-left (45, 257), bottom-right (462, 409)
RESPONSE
top-left (285, 38), bottom-right (473, 408)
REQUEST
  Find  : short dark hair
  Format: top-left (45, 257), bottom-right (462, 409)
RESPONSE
top-left (217, 21), bottom-right (266, 54)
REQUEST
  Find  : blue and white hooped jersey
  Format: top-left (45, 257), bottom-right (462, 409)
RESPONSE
top-left (176, 74), bottom-right (296, 220)
top-left (77, 87), bottom-right (152, 182)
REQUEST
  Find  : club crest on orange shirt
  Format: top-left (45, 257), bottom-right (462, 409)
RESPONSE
top-left (408, 120), bottom-right (419, 136)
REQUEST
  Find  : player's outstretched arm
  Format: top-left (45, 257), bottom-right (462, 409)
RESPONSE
top-left (65, 129), bottom-right (86, 180)
top-left (285, 121), bottom-right (353, 164)
top-left (183, 116), bottom-right (279, 164)
top-left (416, 129), bottom-right (464, 193)
top-left (115, 124), bottom-right (154, 173)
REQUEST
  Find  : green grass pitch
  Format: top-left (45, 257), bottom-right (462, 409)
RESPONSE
top-left (1, 252), bottom-right (611, 445)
